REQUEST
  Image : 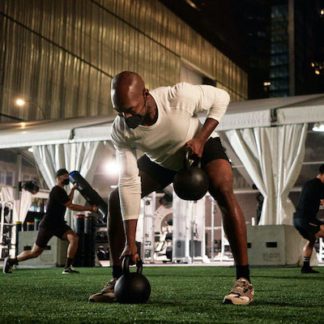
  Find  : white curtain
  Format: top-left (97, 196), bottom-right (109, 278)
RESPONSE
top-left (0, 186), bottom-right (15, 202)
top-left (225, 124), bottom-right (307, 225)
top-left (33, 142), bottom-right (103, 187)
top-left (0, 187), bottom-right (17, 222)
top-left (276, 125), bottom-right (307, 224)
top-left (0, 186), bottom-right (32, 223)
top-left (17, 190), bottom-right (33, 223)
top-left (32, 141), bottom-right (104, 222)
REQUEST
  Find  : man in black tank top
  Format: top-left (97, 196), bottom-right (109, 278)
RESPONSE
top-left (3, 168), bottom-right (97, 274)
top-left (293, 164), bottom-right (324, 273)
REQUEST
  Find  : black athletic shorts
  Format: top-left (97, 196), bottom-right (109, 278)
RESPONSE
top-left (35, 223), bottom-right (72, 248)
top-left (293, 217), bottom-right (322, 241)
top-left (137, 137), bottom-right (229, 187)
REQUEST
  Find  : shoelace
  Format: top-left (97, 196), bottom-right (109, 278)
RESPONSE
top-left (231, 280), bottom-right (250, 295)
top-left (102, 279), bottom-right (117, 292)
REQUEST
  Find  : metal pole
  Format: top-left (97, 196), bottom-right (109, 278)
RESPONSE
top-left (211, 197), bottom-right (215, 261)
top-left (190, 201), bottom-right (195, 263)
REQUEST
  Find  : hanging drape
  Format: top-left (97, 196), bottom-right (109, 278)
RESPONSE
top-left (32, 141), bottom-right (104, 221)
top-left (224, 123), bottom-right (307, 225)
top-left (0, 186), bottom-right (15, 203)
top-left (17, 190), bottom-right (33, 223)
top-left (276, 125), bottom-right (307, 224)
top-left (0, 186), bottom-right (32, 223)
top-left (33, 141), bottom-right (103, 187)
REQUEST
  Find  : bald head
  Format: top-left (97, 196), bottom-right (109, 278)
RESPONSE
top-left (111, 71), bottom-right (146, 111)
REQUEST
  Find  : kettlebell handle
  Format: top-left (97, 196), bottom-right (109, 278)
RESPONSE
top-left (122, 255), bottom-right (143, 274)
top-left (185, 150), bottom-right (201, 169)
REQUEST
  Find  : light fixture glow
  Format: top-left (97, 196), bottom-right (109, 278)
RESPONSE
top-left (14, 97), bottom-right (46, 119)
top-left (103, 159), bottom-right (120, 177)
top-left (312, 123), bottom-right (324, 132)
top-left (185, 0), bottom-right (199, 10)
top-left (15, 98), bottom-right (26, 107)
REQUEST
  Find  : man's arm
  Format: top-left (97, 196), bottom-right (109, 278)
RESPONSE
top-left (68, 184), bottom-right (78, 200)
top-left (115, 148), bottom-right (142, 262)
top-left (64, 200), bottom-right (97, 213)
top-left (185, 85), bottom-right (230, 157)
top-left (186, 118), bottom-right (218, 157)
top-left (197, 85), bottom-right (230, 122)
top-left (65, 184), bottom-right (97, 212)
top-left (120, 219), bottom-right (139, 262)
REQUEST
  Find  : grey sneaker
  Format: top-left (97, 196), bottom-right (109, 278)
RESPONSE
top-left (223, 278), bottom-right (254, 305)
top-left (62, 267), bottom-right (80, 274)
top-left (88, 278), bottom-right (117, 303)
top-left (3, 257), bottom-right (14, 274)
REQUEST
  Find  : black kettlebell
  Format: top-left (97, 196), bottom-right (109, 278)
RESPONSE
top-left (114, 256), bottom-right (151, 304)
top-left (173, 151), bottom-right (209, 201)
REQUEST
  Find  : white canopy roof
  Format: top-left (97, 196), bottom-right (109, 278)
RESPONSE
top-left (0, 93), bottom-right (323, 149)
top-left (0, 116), bottom-right (115, 149)
top-left (217, 93), bottom-right (324, 130)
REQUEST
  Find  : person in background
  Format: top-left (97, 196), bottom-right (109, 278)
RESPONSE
top-left (293, 164), bottom-right (324, 273)
top-left (89, 71), bottom-right (254, 305)
top-left (3, 168), bottom-right (97, 274)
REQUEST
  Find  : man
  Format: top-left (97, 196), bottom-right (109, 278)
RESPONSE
top-left (293, 164), bottom-right (324, 273)
top-left (89, 71), bottom-right (254, 305)
top-left (3, 168), bottom-right (97, 274)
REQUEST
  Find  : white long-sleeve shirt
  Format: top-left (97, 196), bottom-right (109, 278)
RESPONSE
top-left (111, 82), bottom-right (230, 220)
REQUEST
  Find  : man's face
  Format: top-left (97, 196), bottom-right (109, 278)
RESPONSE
top-left (112, 89), bottom-right (147, 117)
top-left (112, 88), bottom-right (148, 128)
top-left (58, 173), bottom-right (69, 185)
top-left (319, 173), bottom-right (324, 183)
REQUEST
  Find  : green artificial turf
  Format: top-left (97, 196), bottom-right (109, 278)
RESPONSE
top-left (0, 266), bottom-right (323, 323)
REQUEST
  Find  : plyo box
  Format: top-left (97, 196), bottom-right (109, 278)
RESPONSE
top-left (247, 225), bottom-right (303, 266)
top-left (17, 231), bottom-right (68, 267)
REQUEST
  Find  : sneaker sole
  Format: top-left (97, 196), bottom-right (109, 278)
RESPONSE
top-left (2, 257), bottom-right (12, 274)
top-left (301, 272), bottom-right (319, 274)
top-left (88, 293), bottom-right (116, 303)
top-left (223, 296), bottom-right (253, 305)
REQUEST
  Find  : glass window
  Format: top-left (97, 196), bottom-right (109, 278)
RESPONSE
top-left (304, 129), bottom-right (324, 163)
top-left (0, 171), bottom-right (6, 185)
top-left (5, 171), bottom-right (14, 186)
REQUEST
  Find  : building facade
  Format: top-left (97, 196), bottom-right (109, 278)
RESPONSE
top-left (0, 0), bottom-right (247, 122)
top-left (270, 0), bottom-right (324, 97)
